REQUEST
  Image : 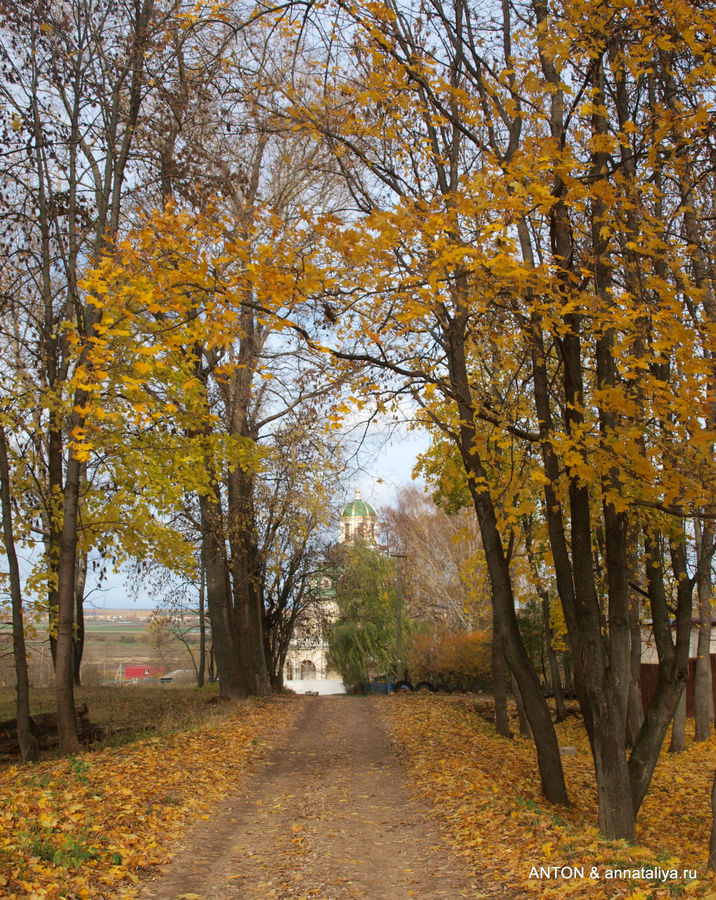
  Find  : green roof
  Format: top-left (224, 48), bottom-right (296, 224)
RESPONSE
top-left (340, 489), bottom-right (377, 518)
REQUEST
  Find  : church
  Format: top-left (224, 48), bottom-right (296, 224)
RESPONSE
top-left (283, 489), bottom-right (378, 690)
top-left (338, 488), bottom-right (378, 545)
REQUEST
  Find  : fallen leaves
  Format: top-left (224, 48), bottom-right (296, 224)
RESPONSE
top-left (382, 695), bottom-right (716, 899)
top-left (0, 697), bottom-right (294, 899)
top-left (5, 693), bottom-right (713, 899)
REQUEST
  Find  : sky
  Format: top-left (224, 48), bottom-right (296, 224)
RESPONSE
top-left (347, 424), bottom-right (430, 511)
top-left (83, 420), bottom-right (431, 610)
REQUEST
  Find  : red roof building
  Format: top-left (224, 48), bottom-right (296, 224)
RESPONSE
top-left (124, 665), bottom-right (164, 682)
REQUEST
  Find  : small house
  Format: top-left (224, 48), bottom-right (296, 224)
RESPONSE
top-left (123, 664), bottom-right (164, 684)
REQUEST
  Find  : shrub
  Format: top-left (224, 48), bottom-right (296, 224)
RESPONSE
top-left (408, 630), bottom-right (492, 691)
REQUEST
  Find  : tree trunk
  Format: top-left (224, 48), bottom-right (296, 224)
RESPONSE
top-left (628, 534), bottom-right (693, 814)
top-left (47, 412), bottom-right (64, 669)
top-left (492, 628), bottom-right (512, 738)
top-left (694, 522), bottom-right (714, 741)
top-left (626, 620), bottom-right (645, 748)
top-left (227, 466), bottom-right (272, 697)
top-left (669, 686), bottom-right (686, 753)
top-left (449, 314), bottom-right (567, 806)
top-left (524, 515), bottom-right (567, 722)
top-left (539, 594), bottom-right (567, 722)
top-left (0, 425), bottom-right (40, 763)
top-left (468, 457), bottom-right (567, 804)
top-left (73, 551), bottom-right (87, 686)
top-left (512, 672), bottom-right (532, 739)
top-left (55, 447), bottom-right (83, 755)
top-left (709, 771), bottom-right (716, 872)
top-left (200, 491), bottom-right (252, 699)
top-left (626, 535), bottom-right (644, 746)
top-left (197, 553), bottom-right (206, 688)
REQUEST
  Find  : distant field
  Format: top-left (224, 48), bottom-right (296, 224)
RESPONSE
top-left (0, 615), bottom-right (205, 689)
top-left (84, 621), bottom-right (147, 633)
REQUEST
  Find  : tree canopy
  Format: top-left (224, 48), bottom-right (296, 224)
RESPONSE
top-left (0, 0), bottom-right (714, 848)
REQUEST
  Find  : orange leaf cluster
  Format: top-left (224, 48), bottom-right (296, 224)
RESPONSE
top-left (408, 632), bottom-right (492, 689)
top-left (0, 698), bottom-right (293, 899)
top-left (383, 696), bottom-right (716, 899)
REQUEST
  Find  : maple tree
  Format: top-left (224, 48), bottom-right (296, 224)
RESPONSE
top-left (78, 189), bottom-right (348, 698)
top-left (284, 0), bottom-right (716, 836)
top-left (99, 9), bottom-right (356, 699)
top-left (0, 0), bottom-right (348, 731)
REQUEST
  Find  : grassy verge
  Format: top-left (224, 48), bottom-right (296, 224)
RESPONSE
top-left (383, 694), bottom-right (716, 900)
top-left (0, 685), bottom-right (228, 759)
top-left (0, 694), bottom-right (295, 899)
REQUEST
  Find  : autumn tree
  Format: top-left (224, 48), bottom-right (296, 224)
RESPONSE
top-left (91, 9), bottom-right (355, 700)
top-left (80, 161), bottom-right (351, 698)
top-left (258, 418), bottom-right (345, 690)
top-left (0, 421), bottom-right (39, 761)
top-left (288, 0), bottom-right (570, 806)
top-left (286, 0), bottom-right (715, 835)
top-left (382, 485), bottom-right (490, 632)
top-left (0, 0), bottom-right (195, 753)
top-left (0, 0), bottom-right (351, 734)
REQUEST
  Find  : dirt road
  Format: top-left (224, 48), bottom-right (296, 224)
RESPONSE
top-left (137, 695), bottom-right (486, 899)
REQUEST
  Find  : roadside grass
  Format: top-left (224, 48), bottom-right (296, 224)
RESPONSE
top-left (384, 694), bottom-right (716, 900)
top-left (0, 685), bottom-right (224, 757)
top-left (0, 693), bottom-right (295, 899)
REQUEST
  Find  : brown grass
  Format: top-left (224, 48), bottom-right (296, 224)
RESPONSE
top-left (0, 683), bottom-right (223, 761)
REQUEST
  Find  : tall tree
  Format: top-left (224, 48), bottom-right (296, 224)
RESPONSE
top-left (0, 0), bottom-right (184, 752)
top-left (287, 0), bottom-right (714, 834)
top-left (0, 421), bottom-right (39, 762)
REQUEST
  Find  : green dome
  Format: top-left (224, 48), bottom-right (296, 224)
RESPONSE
top-left (340, 489), bottom-right (377, 519)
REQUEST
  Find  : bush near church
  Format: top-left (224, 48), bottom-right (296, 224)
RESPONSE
top-left (408, 631), bottom-right (492, 692)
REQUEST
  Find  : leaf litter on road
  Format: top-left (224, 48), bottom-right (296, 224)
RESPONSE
top-left (0, 697), bottom-right (294, 899)
top-left (381, 694), bottom-right (716, 899)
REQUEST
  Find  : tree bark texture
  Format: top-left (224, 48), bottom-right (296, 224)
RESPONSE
top-left (669, 688), bottom-right (686, 754)
top-left (512, 673), bottom-right (532, 739)
top-left (694, 522), bottom-right (714, 741)
top-left (0, 426), bottom-right (40, 762)
top-left (492, 629), bottom-right (512, 739)
top-left (200, 491), bottom-right (254, 699)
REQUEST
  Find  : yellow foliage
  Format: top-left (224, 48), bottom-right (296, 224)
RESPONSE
top-left (384, 697), bottom-right (716, 898)
top-left (0, 699), bottom-right (293, 899)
